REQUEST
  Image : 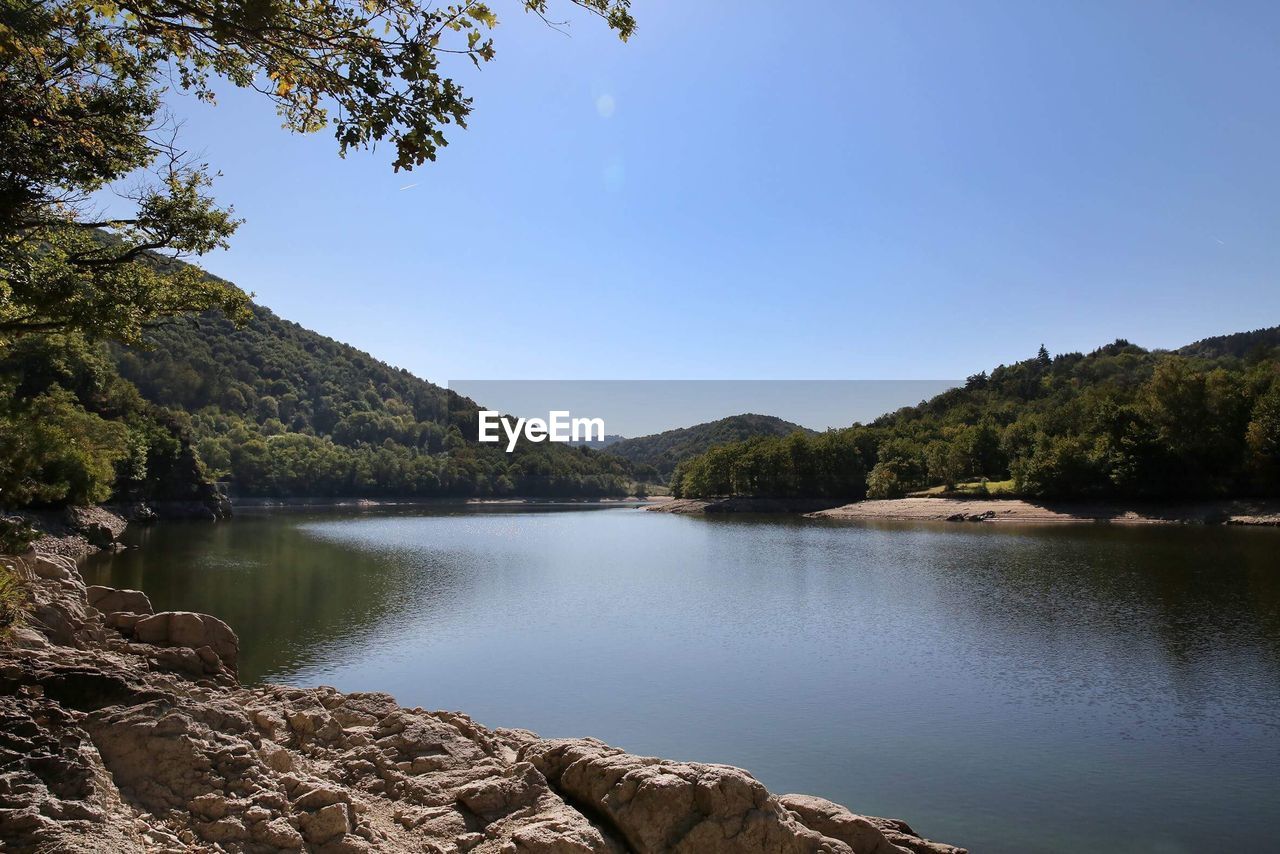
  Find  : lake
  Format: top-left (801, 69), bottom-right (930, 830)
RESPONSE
top-left (83, 505), bottom-right (1280, 853)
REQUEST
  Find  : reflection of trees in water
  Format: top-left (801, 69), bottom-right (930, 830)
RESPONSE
top-left (83, 513), bottom-right (482, 682)
top-left (86, 513), bottom-right (1280, 728)
top-left (702, 514), bottom-right (1280, 736)
top-left (860, 522), bottom-right (1280, 733)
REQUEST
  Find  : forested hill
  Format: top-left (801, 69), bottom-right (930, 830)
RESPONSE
top-left (603, 414), bottom-right (811, 476)
top-left (0, 300), bottom-right (642, 511)
top-left (671, 330), bottom-right (1280, 502)
top-left (113, 304), bottom-right (455, 444)
top-left (1176, 326), bottom-right (1280, 360)
top-left (105, 304), bottom-right (636, 498)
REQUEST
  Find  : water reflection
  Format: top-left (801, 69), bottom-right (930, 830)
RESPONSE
top-left (85, 508), bottom-right (1280, 854)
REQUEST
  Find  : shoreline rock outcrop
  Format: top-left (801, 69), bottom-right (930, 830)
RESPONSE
top-left (12, 499), bottom-right (234, 562)
top-left (0, 549), bottom-right (965, 854)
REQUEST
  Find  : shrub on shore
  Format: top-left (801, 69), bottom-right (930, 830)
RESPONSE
top-left (0, 563), bottom-right (29, 641)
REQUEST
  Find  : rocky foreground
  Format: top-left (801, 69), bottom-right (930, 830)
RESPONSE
top-left (0, 548), bottom-right (964, 854)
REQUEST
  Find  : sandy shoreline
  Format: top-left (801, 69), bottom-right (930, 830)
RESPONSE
top-left (649, 496), bottom-right (1280, 525)
top-left (810, 497), bottom-right (1280, 525)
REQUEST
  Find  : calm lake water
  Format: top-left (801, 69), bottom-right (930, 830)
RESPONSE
top-left (84, 506), bottom-right (1280, 853)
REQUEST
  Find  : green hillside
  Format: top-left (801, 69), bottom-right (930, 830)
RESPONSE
top-left (108, 304), bottom-right (638, 499)
top-left (0, 333), bottom-right (224, 510)
top-left (0, 302), bottom-right (642, 510)
top-left (1176, 326), bottom-right (1280, 360)
top-left (673, 333), bottom-right (1280, 502)
top-left (604, 414), bottom-right (811, 476)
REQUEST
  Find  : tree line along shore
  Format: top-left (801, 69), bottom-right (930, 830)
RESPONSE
top-left (668, 334), bottom-right (1280, 508)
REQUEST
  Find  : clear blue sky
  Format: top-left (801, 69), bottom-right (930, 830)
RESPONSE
top-left (151, 1), bottom-right (1280, 384)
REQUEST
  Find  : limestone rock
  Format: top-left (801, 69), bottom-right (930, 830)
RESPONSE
top-left (0, 691), bottom-right (152, 854)
top-left (779, 795), bottom-right (967, 854)
top-left (300, 801), bottom-right (352, 844)
top-left (86, 585), bottom-right (153, 615)
top-left (7, 625), bottom-right (51, 649)
top-left (103, 610), bottom-right (144, 633)
top-left (255, 815), bottom-right (305, 847)
top-left (132, 610), bottom-right (239, 672)
top-left (32, 553), bottom-right (75, 580)
top-left (520, 737), bottom-right (849, 853)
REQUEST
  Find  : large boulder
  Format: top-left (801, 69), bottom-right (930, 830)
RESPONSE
top-left (86, 585), bottom-right (153, 616)
top-left (132, 611), bottom-right (239, 673)
top-left (516, 739), bottom-right (968, 854)
top-left (31, 553), bottom-right (76, 581)
top-left (520, 738), bottom-right (850, 853)
top-left (778, 795), bottom-right (966, 854)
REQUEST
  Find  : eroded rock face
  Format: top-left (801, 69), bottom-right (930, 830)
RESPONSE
top-left (0, 689), bottom-right (153, 853)
top-left (517, 738), bottom-right (842, 853)
top-left (86, 585), bottom-right (153, 615)
top-left (0, 553), bottom-right (967, 854)
top-left (132, 610), bottom-right (239, 672)
top-left (513, 739), bottom-right (960, 854)
top-left (3, 552), bottom-right (103, 649)
top-left (778, 795), bottom-right (966, 854)
top-left (32, 553), bottom-right (76, 581)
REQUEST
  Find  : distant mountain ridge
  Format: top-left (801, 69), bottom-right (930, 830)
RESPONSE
top-left (603, 414), bottom-right (812, 476)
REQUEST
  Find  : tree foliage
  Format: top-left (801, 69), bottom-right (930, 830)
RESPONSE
top-left (109, 303), bottom-right (637, 498)
top-left (674, 334), bottom-right (1280, 502)
top-left (606, 414), bottom-right (810, 477)
top-left (0, 0), bottom-right (636, 505)
top-left (0, 386), bottom-right (128, 505)
top-left (1, 0), bottom-right (633, 342)
top-left (0, 332), bottom-right (219, 507)
top-left (0, 301), bottom-right (643, 507)
top-left (0, 0), bottom-right (248, 342)
top-left (671, 431), bottom-right (868, 502)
